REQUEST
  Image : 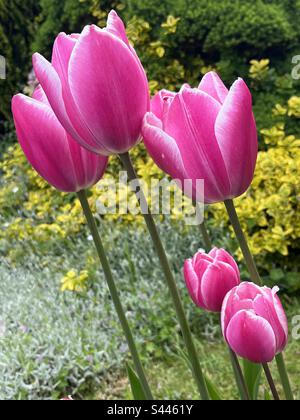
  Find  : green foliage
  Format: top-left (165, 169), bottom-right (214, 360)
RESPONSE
top-left (204, 375), bottom-right (223, 400)
top-left (126, 364), bottom-right (147, 400)
top-left (32, 0), bottom-right (90, 56)
top-left (0, 219), bottom-right (222, 400)
top-left (0, 0), bottom-right (39, 123)
top-left (126, 0), bottom-right (300, 82)
top-left (243, 360), bottom-right (262, 400)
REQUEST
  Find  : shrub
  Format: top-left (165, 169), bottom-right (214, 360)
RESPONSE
top-left (0, 0), bottom-right (39, 124)
top-left (126, 0), bottom-right (300, 81)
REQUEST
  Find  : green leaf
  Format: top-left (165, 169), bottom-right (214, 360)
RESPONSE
top-left (270, 268), bottom-right (284, 282)
top-left (264, 390), bottom-right (272, 400)
top-left (243, 360), bottom-right (262, 400)
top-left (204, 375), bottom-right (223, 400)
top-left (126, 364), bottom-right (147, 400)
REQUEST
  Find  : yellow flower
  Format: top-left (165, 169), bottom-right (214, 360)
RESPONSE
top-left (249, 59), bottom-right (270, 81)
top-left (161, 15), bottom-right (180, 33)
top-left (60, 270), bottom-right (89, 293)
top-left (287, 96), bottom-right (300, 118)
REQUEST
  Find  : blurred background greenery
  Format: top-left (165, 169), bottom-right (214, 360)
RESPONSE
top-left (0, 0), bottom-right (300, 400)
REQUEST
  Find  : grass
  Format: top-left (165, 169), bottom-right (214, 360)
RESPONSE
top-left (96, 336), bottom-right (300, 400)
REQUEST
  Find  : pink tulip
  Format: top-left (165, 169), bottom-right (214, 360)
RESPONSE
top-left (12, 86), bottom-right (108, 193)
top-left (221, 282), bottom-right (288, 363)
top-left (32, 11), bottom-right (149, 157)
top-left (184, 248), bottom-right (241, 312)
top-left (142, 72), bottom-right (258, 204)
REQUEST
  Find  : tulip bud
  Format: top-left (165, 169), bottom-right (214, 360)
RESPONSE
top-left (221, 282), bottom-right (288, 363)
top-left (184, 248), bottom-right (240, 312)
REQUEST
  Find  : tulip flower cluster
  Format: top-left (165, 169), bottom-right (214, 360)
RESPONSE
top-left (184, 248), bottom-right (288, 364)
top-left (11, 9), bottom-right (291, 400)
top-left (142, 73), bottom-right (258, 204)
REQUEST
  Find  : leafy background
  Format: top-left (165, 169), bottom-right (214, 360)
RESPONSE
top-left (0, 0), bottom-right (300, 400)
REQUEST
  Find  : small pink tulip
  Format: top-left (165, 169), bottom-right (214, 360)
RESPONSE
top-left (12, 86), bottom-right (108, 193)
top-left (221, 282), bottom-right (288, 363)
top-left (32, 10), bottom-right (149, 156)
top-left (184, 248), bottom-right (240, 312)
top-left (142, 72), bottom-right (258, 204)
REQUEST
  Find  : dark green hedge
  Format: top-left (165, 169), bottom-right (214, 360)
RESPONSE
top-left (0, 0), bottom-right (39, 124)
top-left (1, 0), bottom-right (300, 139)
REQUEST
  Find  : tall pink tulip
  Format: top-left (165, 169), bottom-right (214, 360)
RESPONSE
top-left (221, 282), bottom-right (288, 363)
top-left (32, 10), bottom-right (149, 156)
top-left (12, 86), bottom-right (108, 193)
top-left (142, 72), bottom-right (258, 204)
top-left (184, 248), bottom-right (240, 312)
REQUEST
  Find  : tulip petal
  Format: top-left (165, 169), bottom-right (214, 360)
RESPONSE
top-left (226, 310), bottom-right (277, 363)
top-left (106, 9), bottom-right (130, 47)
top-left (201, 263), bottom-right (240, 312)
top-left (199, 71), bottom-right (228, 104)
top-left (184, 259), bottom-right (206, 309)
top-left (215, 78), bottom-right (258, 197)
top-left (221, 288), bottom-right (254, 336)
top-left (32, 85), bottom-right (49, 105)
top-left (12, 94), bottom-right (107, 192)
top-left (271, 288), bottom-right (289, 341)
top-left (235, 282), bottom-right (262, 300)
top-left (33, 53), bottom-right (70, 132)
top-left (209, 247), bottom-right (240, 280)
top-left (68, 25), bottom-right (149, 155)
top-left (192, 252), bottom-right (213, 268)
top-left (164, 87), bottom-right (231, 203)
top-left (53, 36), bottom-right (107, 154)
top-left (221, 288), bottom-right (238, 337)
top-left (151, 90), bottom-right (176, 120)
top-left (254, 288), bottom-right (288, 353)
top-left (142, 112), bottom-right (188, 183)
top-left (51, 33), bottom-right (77, 87)
top-left (66, 133), bottom-right (108, 190)
top-left (33, 53), bottom-right (101, 154)
top-left (12, 94), bottom-right (78, 192)
top-left (106, 10), bottom-right (150, 112)
top-left (193, 256), bottom-right (212, 278)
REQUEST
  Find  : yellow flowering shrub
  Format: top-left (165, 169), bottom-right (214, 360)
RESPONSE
top-left (272, 96), bottom-right (300, 119)
top-left (249, 59), bottom-right (270, 82)
top-left (0, 144), bottom-right (84, 259)
top-left (0, 138), bottom-right (196, 262)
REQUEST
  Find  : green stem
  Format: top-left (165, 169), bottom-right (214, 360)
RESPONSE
top-left (229, 349), bottom-right (250, 400)
top-left (198, 210), bottom-right (249, 400)
top-left (224, 199), bottom-right (292, 400)
top-left (77, 190), bottom-right (153, 400)
top-left (194, 203), bottom-right (212, 250)
top-left (276, 353), bottom-right (294, 400)
top-left (200, 221), bottom-right (213, 250)
top-left (119, 152), bottom-right (209, 400)
top-left (224, 199), bottom-right (261, 285)
top-left (262, 363), bottom-right (280, 400)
